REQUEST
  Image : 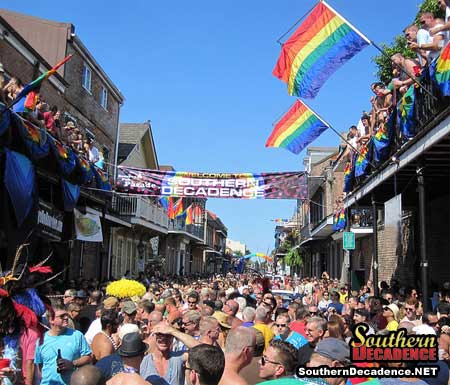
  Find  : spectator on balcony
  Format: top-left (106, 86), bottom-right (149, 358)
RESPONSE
top-left (358, 112), bottom-right (373, 147)
top-left (3, 76), bottom-right (22, 105)
top-left (409, 12), bottom-right (446, 63)
top-left (60, 121), bottom-right (75, 144)
top-left (42, 104), bottom-right (59, 139)
top-left (370, 82), bottom-right (393, 120)
top-left (429, 0), bottom-right (450, 42)
top-left (405, 24), bottom-right (430, 67)
top-left (390, 53), bottom-right (419, 93)
top-left (84, 138), bottom-right (100, 164)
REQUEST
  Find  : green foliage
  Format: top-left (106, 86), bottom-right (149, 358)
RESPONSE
top-left (373, 36), bottom-right (415, 84)
top-left (372, 0), bottom-right (444, 84)
top-left (285, 246), bottom-right (303, 268)
top-left (234, 250), bottom-right (243, 257)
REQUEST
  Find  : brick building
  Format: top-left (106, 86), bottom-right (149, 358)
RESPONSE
top-left (0, 10), bottom-right (124, 279)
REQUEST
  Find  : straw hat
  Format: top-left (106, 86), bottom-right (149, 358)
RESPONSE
top-left (212, 311), bottom-right (231, 329)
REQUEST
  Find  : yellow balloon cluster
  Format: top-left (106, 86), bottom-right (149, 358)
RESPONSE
top-left (106, 279), bottom-right (146, 299)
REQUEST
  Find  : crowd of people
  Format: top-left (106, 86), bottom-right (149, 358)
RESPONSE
top-left (0, 64), bottom-right (104, 169)
top-left (1, 270), bottom-right (450, 385)
top-left (344, 0), bottom-right (450, 173)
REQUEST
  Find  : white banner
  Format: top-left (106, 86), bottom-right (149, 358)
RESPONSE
top-left (74, 209), bottom-right (103, 242)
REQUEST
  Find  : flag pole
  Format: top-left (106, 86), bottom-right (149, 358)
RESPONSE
top-left (302, 99), bottom-right (377, 169)
top-left (321, 0), bottom-right (436, 100)
top-left (276, 3), bottom-right (317, 44)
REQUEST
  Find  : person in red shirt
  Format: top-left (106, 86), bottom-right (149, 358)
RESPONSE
top-left (289, 307), bottom-right (310, 337)
top-left (43, 105), bottom-right (59, 138)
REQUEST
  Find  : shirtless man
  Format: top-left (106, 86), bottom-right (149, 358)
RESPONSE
top-left (91, 310), bottom-right (119, 362)
top-left (219, 327), bottom-right (256, 385)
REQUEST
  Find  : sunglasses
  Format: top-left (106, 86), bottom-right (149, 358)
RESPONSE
top-left (261, 356), bottom-right (281, 366)
top-left (405, 307), bottom-right (415, 312)
top-left (188, 301), bottom-right (197, 305)
top-left (182, 321), bottom-right (194, 326)
top-left (275, 323), bottom-right (287, 328)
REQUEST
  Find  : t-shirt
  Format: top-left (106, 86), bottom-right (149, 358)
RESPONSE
top-left (85, 318), bottom-right (102, 345)
top-left (328, 302), bottom-right (344, 315)
top-left (140, 351), bottom-right (185, 385)
top-left (259, 378), bottom-right (320, 385)
top-left (274, 331), bottom-right (308, 350)
top-left (290, 320), bottom-right (307, 337)
top-left (297, 342), bottom-right (315, 365)
top-left (20, 328), bottom-right (40, 385)
top-left (34, 328), bottom-right (91, 385)
top-left (95, 353), bottom-right (124, 380)
top-left (385, 320), bottom-right (398, 331)
top-left (253, 323), bottom-right (274, 351)
top-left (420, 360), bottom-right (449, 385)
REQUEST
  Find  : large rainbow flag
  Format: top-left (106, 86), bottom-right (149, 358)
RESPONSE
top-left (354, 140), bottom-right (372, 178)
top-left (273, 1), bottom-right (370, 98)
top-left (265, 100), bottom-right (329, 154)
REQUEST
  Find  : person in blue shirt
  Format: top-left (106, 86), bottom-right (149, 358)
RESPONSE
top-left (34, 304), bottom-right (92, 385)
top-left (273, 314), bottom-right (307, 350)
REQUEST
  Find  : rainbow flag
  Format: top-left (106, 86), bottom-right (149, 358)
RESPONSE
top-left (343, 161), bottom-right (354, 193)
top-left (192, 205), bottom-right (203, 224)
top-left (185, 205), bottom-right (194, 225)
top-left (397, 85), bottom-right (416, 141)
top-left (266, 100), bottom-right (329, 154)
top-left (337, 209), bottom-right (346, 230)
top-left (373, 112), bottom-right (394, 164)
top-left (332, 210), bottom-right (340, 231)
top-left (166, 198), bottom-right (184, 219)
top-left (10, 55), bottom-right (72, 110)
top-left (354, 140), bottom-right (372, 177)
top-left (273, 2), bottom-right (369, 98)
top-left (431, 42), bottom-right (450, 96)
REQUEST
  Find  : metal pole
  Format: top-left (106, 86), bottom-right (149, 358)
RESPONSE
top-left (371, 193), bottom-right (379, 297)
top-left (345, 208), bottom-right (352, 297)
top-left (417, 164), bottom-right (429, 312)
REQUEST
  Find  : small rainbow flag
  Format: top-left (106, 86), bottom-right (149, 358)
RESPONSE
top-left (273, 2), bottom-right (370, 98)
top-left (431, 42), bottom-right (450, 96)
top-left (10, 55), bottom-right (72, 110)
top-left (343, 161), bottom-right (354, 193)
top-left (337, 209), bottom-right (346, 230)
top-left (373, 112), bottom-right (394, 164)
top-left (185, 205), bottom-right (194, 225)
top-left (397, 85), bottom-right (415, 141)
top-left (266, 100), bottom-right (329, 154)
top-left (354, 140), bottom-right (372, 177)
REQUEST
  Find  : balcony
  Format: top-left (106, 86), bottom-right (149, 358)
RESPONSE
top-left (168, 217), bottom-right (205, 243)
top-left (111, 195), bottom-right (169, 233)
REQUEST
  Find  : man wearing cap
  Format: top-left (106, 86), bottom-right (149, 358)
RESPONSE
top-left (96, 332), bottom-right (147, 382)
top-left (121, 301), bottom-right (138, 325)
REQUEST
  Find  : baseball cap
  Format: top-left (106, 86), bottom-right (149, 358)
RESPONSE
top-left (314, 338), bottom-right (351, 364)
top-left (76, 290), bottom-right (87, 298)
top-left (122, 301), bottom-right (137, 315)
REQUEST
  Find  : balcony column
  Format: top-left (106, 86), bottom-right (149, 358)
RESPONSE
top-left (417, 164), bottom-right (429, 312)
top-left (371, 193), bottom-right (379, 297)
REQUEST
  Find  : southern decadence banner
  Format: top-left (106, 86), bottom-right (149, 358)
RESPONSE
top-left (116, 167), bottom-right (307, 200)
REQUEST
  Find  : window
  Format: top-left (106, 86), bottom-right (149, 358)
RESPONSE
top-left (100, 86), bottom-right (108, 109)
top-left (82, 64), bottom-right (92, 92)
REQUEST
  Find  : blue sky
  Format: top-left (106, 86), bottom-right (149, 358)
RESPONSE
top-left (3, 0), bottom-right (421, 253)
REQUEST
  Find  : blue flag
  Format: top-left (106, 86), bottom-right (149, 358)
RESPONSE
top-left (4, 149), bottom-right (35, 226)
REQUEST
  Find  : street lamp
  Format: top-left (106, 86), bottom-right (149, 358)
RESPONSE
top-left (137, 239), bottom-right (145, 259)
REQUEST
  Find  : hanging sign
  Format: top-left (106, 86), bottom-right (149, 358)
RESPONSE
top-left (74, 209), bottom-right (103, 242)
top-left (116, 167), bottom-right (307, 200)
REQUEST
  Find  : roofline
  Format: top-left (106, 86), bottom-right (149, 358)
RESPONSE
top-left (0, 15), bottom-right (68, 87)
top-left (147, 120), bottom-right (159, 170)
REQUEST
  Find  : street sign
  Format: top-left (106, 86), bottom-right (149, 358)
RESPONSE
top-left (343, 232), bottom-right (355, 250)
